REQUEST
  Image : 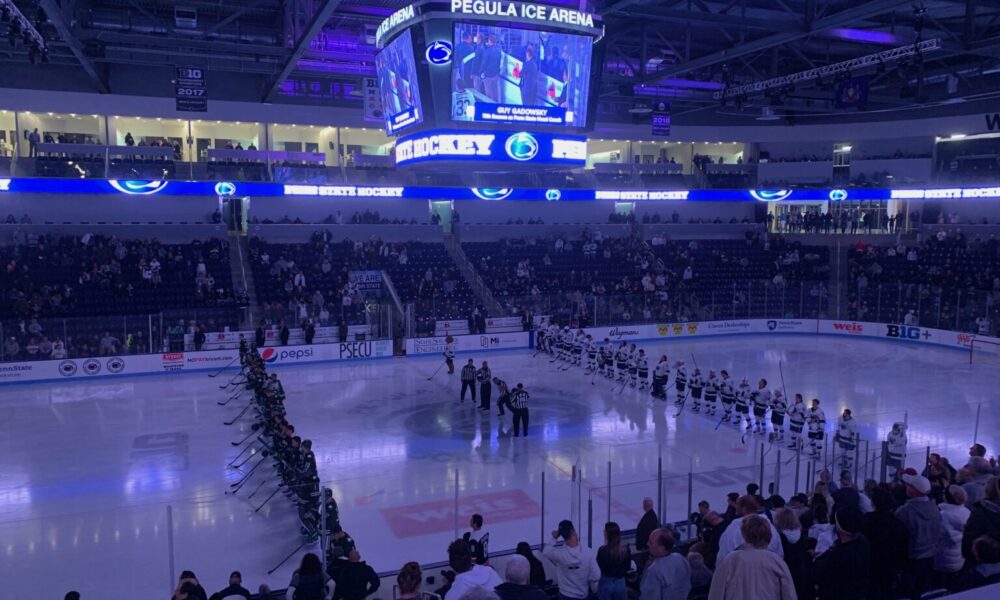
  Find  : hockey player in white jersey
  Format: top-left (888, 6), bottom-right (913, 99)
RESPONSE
top-left (835, 409), bottom-right (859, 470)
top-left (750, 379), bottom-right (771, 435)
top-left (636, 350), bottom-right (650, 390)
top-left (769, 390), bottom-right (787, 443)
top-left (673, 361), bottom-right (688, 405)
top-left (573, 329), bottom-right (586, 366)
top-left (627, 344), bottom-right (640, 387)
top-left (688, 368), bottom-right (704, 413)
top-left (886, 422), bottom-right (908, 475)
top-left (585, 336), bottom-right (598, 373)
top-left (703, 371), bottom-right (719, 416)
top-left (786, 393), bottom-right (807, 450)
top-left (651, 356), bottom-right (669, 400)
top-left (807, 399), bottom-right (826, 459)
top-left (719, 371), bottom-right (736, 423)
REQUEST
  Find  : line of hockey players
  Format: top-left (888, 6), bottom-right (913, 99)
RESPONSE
top-left (228, 339), bottom-right (340, 545)
top-left (536, 322), bottom-right (910, 472)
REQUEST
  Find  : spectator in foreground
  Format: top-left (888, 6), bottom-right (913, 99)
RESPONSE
top-left (515, 542), bottom-right (546, 588)
top-left (811, 505), bottom-right (871, 600)
top-left (963, 476), bottom-right (1000, 561)
top-left (395, 562), bottom-right (422, 600)
top-left (935, 485), bottom-right (970, 587)
top-left (640, 528), bottom-right (691, 600)
top-left (957, 535), bottom-right (1000, 591)
top-left (287, 553), bottom-right (334, 600)
top-left (896, 472), bottom-right (942, 599)
top-left (335, 549), bottom-right (380, 600)
top-left (596, 521), bottom-right (630, 600)
top-left (495, 555), bottom-right (547, 600)
top-left (635, 497), bottom-right (658, 552)
top-left (172, 571), bottom-right (208, 600)
top-left (863, 486), bottom-right (908, 600)
top-left (773, 508), bottom-right (811, 600)
top-left (716, 495), bottom-right (783, 562)
top-left (707, 516), bottom-right (795, 600)
top-left (444, 539), bottom-right (503, 600)
top-left (543, 520), bottom-right (599, 600)
top-left (64, 593), bottom-right (80, 600)
top-left (209, 571), bottom-right (251, 600)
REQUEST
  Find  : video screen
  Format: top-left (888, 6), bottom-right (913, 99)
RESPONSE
top-left (450, 24), bottom-right (593, 127)
top-left (375, 29), bottom-right (424, 135)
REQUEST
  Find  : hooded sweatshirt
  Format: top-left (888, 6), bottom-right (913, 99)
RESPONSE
top-left (895, 496), bottom-right (943, 560)
top-left (444, 565), bottom-right (503, 600)
top-left (934, 502), bottom-right (971, 573)
top-left (542, 542), bottom-right (600, 600)
top-left (963, 498), bottom-right (1000, 560)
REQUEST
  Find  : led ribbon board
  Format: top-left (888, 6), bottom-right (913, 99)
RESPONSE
top-left (394, 129), bottom-right (587, 166)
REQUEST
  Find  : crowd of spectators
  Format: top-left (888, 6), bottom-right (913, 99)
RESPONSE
top-left (848, 230), bottom-right (1000, 333)
top-left (143, 440), bottom-right (1000, 600)
top-left (768, 209), bottom-right (909, 235)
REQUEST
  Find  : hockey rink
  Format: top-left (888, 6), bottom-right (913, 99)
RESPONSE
top-left (0, 334), bottom-right (997, 599)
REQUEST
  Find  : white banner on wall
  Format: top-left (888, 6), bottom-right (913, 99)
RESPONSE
top-left (406, 332), bottom-right (530, 355)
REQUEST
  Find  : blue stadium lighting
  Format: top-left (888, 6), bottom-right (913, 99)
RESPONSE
top-left (107, 180), bottom-right (170, 195)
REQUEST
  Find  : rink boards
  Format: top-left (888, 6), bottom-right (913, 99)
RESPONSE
top-left (0, 319), bottom-right (991, 385)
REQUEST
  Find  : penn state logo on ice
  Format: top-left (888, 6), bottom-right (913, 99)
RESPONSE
top-left (505, 132), bottom-right (539, 162)
top-left (425, 41), bottom-right (453, 65)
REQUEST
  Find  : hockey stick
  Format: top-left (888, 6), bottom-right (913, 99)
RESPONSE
top-left (228, 446), bottom-right (257, 468)
top-left (217, 391), bottom-right (242, 406)
top-left (672, 389), bottom-right (689, 418)
top-left (208, 355), bottom-right (239, 378)
top-left (426, 361), bottom-right (447, 381)
top-left (778, 361), bottom-right (789, 400)
top-left (231, 429), bottom-right (257, 447)
top-left (224, 402), bottom-right (254, 426)
top-left (246, 479), bottom-right (268, 500)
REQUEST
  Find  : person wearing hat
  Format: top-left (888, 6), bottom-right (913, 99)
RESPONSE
top-left (208, 571), bottom-right (251, 600)
top-left (811, 505), bottom-right (872, 600)
top-left (896, 471), bottom-right (943, 599)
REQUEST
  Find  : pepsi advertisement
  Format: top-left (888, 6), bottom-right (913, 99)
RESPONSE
top-left (375, 29), bottom-right (425, 135)
top-left (450, 24), bottom-right (593, 127)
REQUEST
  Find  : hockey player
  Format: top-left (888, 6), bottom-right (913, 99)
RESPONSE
top-left (574, 329), bottom-right (586, 366)
top-left (493, 376), bottom-right (512, 417)
top-left (651, 356), bottom-right (669, 400)
top-left (627, 344), bottom-right (640, 387)
top-left (546, 322), bottom-right (559, 356)
top-left (735, 379), bottom-right (752, 431)
top-left (558, 327), bottom-right (573, 363)
top-left (719, 370), bottom-right (736, 423)
top-left (786, 394), bottom-right (807, 450)
top-left (886, 422), bottom-right (908, 475)
top-left (770, 390), bottom-right (787, 443)
top-left (673, 361), bottom-right (688, 405)
top-left (614, 342), bottom-right (630, 381)
top-left (688, 368), bottom-right (704, 413)
top-left (751, 379), bottom-right (771, 435)
top-left (598, 339), bottom-right (611, 377)
top-left (807, 398), bottom-right (826, 459)
top-left (444, 336), bottom-right (456, 374)
top-left (536, 319), bottom-right (548, 354)
top-left (835, 409), bottom-right (859, 470)
top-left (585, 335), bottom-right (598, 373)
top-left (636, 350), bottom-right (649, 390)
top-left (703, 371), bottom-right (719, 416)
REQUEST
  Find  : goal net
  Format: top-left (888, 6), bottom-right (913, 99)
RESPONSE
top-left (970, 338), bottom-right (1000, 366)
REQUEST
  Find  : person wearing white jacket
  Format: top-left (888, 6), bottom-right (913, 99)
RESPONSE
top-left (543, 520), bottom-right (600, 600)
top-left (444, 539), bottom-right (504, 600)
top-left (935, 485), bottom-right (971, 583)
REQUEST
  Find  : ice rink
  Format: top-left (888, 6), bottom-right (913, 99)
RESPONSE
top-left (1, 334), bottom-right (997, 599)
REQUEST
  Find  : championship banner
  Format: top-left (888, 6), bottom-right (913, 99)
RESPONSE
top-left (651, 101), bottom-right (671, 136)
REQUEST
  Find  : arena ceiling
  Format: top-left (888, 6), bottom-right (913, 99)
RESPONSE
top-left (2, 0), bottom-right (1000, 124)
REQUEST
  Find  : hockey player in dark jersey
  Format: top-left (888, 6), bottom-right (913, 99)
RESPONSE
top-left (769, 390), bottom-right (787, 443)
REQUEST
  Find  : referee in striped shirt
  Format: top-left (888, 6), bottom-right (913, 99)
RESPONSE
top-left (460, 359), bottom-right (477, 403)
top-left (511, 383), bottom-right (530, 437)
